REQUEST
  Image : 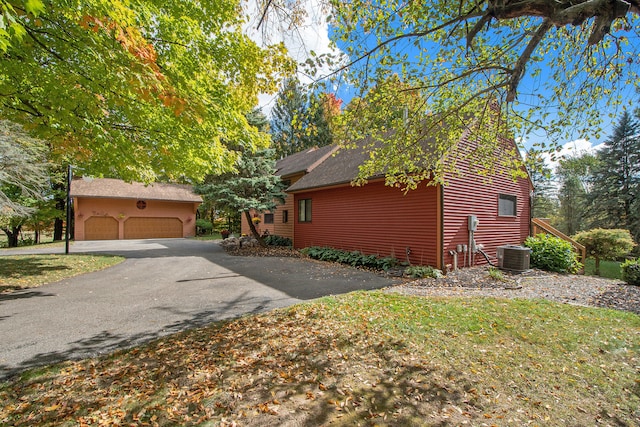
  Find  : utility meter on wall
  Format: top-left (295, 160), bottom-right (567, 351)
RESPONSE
top-left (468, 215), bottom-right (479, 231)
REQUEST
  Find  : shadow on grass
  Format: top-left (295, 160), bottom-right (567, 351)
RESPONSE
top-left (0, 257), bottom-right (71, 279)
top-left (2, 317), bottom-right (484, 426)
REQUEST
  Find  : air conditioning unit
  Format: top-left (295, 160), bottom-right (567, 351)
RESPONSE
top-left (496, 245), bottom-right (531, 272)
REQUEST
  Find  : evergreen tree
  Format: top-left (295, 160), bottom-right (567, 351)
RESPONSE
top-left (588, 111), bottom-right (640, 245)
top-left (270, 79), bottom-right (310, 158)
top-left (305, 93), bottom-right (337, 148)
top-left (247, 107), bottom-right (270, 133)
top-left (195, 149), bottom-right (286, 246)
top-left (270, 80), bottom-right (338, 158)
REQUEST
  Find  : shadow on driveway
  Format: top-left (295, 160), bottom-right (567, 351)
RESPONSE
top-left (0, 239), bottom-right (399, 380)
top-left (67, 238), bottom-right (398, 300)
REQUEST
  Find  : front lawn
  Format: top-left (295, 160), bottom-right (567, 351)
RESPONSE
top-left (1, 292), bottom-right (638, 426)
top-left (583, 259), bottom-right (623, 280)
top-left (0, 255), bottom-right (124, 292)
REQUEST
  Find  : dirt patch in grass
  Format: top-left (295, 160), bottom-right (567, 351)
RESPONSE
top-left (0, 255), bottom-right (124, 292)
top-left (1, 292), bottom-right (638, 426)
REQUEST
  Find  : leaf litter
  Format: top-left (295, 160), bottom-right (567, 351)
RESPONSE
top-left (0, 292), bottom-right (638, 426)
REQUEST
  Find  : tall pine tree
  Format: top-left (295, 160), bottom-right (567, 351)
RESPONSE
top-left (195, 149), bottom-right (286, 246)
top-left (270, 79), bottom-right (310, 158)
top-left (270, 79), bottom-right (339, 158)
top-left (588, 111), bottom-right (640, 245)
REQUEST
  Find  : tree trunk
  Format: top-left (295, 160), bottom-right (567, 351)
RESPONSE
top-left (244, 211), bottom-right (266, 247)
top-left (595, 256), bottom-right (601, 276)
top-left (52, 180), bottom-right (65, 241)
top-left (2, 225), bottom-right (21, 248)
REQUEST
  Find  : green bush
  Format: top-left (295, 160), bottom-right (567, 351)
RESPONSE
top-left (301, 246), bottom-right (403, 271)
top-left (404, 265), bottom-right (443, 279)
top-left (524, 234), bottom-right (582, 274)
top-left (264, 235), bottom-right (292, 247)
top-left (487, 266), bottom-right (507, 282)
top-left (573, 228), bottom-right (636, 276)
top-left (195, 219), bottom-right (213, 235)
top-left (621, 258), bottom-right (640, 286)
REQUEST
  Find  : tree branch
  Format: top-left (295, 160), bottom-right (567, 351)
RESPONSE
top-left (507, 18), bottom-right (552, 102)
top-left (323, 8), bottom-right (485, 80)
top-left (487, 0), bottom-right (634, 45)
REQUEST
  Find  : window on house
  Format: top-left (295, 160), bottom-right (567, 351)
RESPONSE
top-left (498, 194), bottom-right (517, 216)
top-left (282, 210), bottom-right (289, 223)
top-left (264, 213), bottom-right (274, 224)
top-left (298, 199), bottom-right (312, 222)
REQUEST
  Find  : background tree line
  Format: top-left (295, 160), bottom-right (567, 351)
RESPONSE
top-left (528, 109), bottom-right (640, 253)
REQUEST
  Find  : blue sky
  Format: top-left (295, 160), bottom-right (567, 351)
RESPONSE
top-left (245, 0), bottom-right (637, 161)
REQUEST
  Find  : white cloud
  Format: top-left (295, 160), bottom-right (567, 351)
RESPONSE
top-left (542, 138), bottom-right (605, 172)
top-left (243, 0), bottom-right (345, 115)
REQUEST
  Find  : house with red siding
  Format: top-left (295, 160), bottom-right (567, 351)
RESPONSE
top-left (242, 128), bottom-right (532, 270)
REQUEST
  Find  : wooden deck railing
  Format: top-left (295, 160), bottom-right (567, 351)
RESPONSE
top-left (531, 218), bottom-right (586, 268)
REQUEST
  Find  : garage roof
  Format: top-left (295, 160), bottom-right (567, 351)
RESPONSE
top-left (70, 178), bottom-right (202, 203)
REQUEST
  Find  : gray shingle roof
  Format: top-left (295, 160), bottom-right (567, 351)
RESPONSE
top-left (275, 145), bottom-right (338, 178)
top-left (70, 178), bottom-right (202, 203)
top-left (286, 132), bottom-right (442, 192)
top-left (286, 144), bottom-right (376, 192)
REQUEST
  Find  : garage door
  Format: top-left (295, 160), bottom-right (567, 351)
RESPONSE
top-left (85, 216), bottom-right (119, 240)
top-left (124, 217), bottom-right (183, 239)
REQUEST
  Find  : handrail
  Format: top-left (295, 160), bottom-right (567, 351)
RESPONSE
top-left (531, 218), bottom-right (586, 269)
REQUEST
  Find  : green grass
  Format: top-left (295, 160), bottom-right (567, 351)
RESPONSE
top-left (0, 230), bottom-right (61, 247)
top-left (0, 254), bottom-right (124, 292)
top-left (583, 258), bottom-right (623, 280)
top-left (193, 232), bottom-right (223, 241)
top-left (1, 292), bottom-right (638, 426)
top-left (1, 240), bottom-right (66, 250)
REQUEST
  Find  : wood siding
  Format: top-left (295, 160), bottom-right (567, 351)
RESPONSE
top-left (294, 180), bottom-right (440, 267)
top-left (442, 135), bottom-right (531, 268)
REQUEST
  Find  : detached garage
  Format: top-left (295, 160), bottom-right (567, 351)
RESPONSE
top-left (71, 178), bottom-right (202, 241)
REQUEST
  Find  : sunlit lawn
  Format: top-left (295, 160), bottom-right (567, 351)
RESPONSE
top-left (583, 259), bottom-right (623, 280)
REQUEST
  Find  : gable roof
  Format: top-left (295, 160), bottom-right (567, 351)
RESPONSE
top-left (70, 178), bottom-right (202, 203)
top-left (286, 143), bottom-right (375, 192)
top-left (275, 144), bottom-right (338, 178)
top-left (284, 123), bottom-right (530, 193)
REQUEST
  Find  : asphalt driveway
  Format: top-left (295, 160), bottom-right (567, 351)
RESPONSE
top-left (0, 239), bottom-right (398, 380)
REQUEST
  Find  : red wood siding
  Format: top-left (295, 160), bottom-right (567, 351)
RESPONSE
top-left (442, 136), bottom-right (531, 268)
top-left (294, 180), bottom-right (440, 267)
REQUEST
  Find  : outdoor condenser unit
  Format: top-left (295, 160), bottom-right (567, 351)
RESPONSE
top-left (496, 245), bottom-right (531, 272)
